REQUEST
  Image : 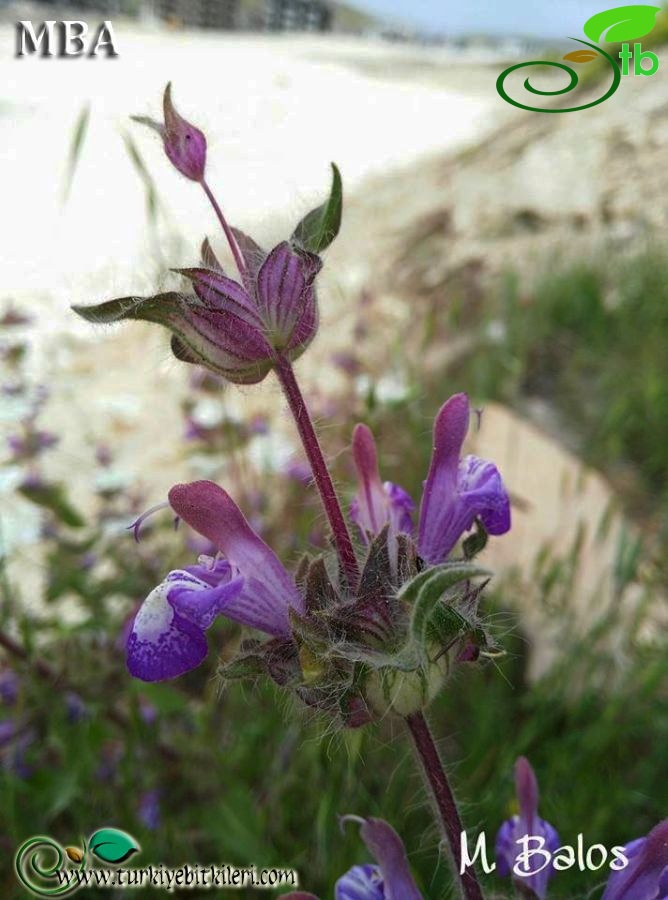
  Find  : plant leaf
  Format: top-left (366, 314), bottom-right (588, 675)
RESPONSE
top-left (398, 561), bottom-right (490, 605)
top-left (63, 103), bottom-right (91, 203)
top-left (409, 564), bottom-right (488, 660)
top-left (291, 163), bottom-right (342, 253)
top-left (88, 829), bottom-right (139, 864)
top-left (463, 518), bottom-right (489, 560)
top-left (583, 5), bottom-right (661, 43)
top-left (18, 482), bottom-right (85, 528)
top-left (72, 292), bottom-right (180, 326)
top-left (563, 49), bottom-right (599, 63)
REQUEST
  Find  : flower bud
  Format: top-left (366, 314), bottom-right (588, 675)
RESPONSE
top-left (133, 83), bottom-right (206, 182)
top-left (363, 651), bottom-right (449, 718)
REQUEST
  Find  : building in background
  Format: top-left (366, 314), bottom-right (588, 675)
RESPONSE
top-left (265, 0), bottom-right (332, 33)
top-left (155, 0), bottom-right (239, 29)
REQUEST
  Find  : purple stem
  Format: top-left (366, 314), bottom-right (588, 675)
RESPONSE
top-left (201, 180), bottom-right (247, 280)
top-left (405, 712), bottom-right (485, 900)
top-left (274, 354), bottom-right (360, 591)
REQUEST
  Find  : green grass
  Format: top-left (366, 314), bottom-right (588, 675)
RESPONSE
top-left (438, 247), bottom-right (668, 535)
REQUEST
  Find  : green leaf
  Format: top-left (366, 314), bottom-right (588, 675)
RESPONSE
top-left (88, 829), bottom-right (139, 864)
top-left (291, 163), bottom-right (343, 253)
top-left (398, 561), bottom-right (490, 605)
top-left (408, 564), bottom-right (488, 661)
top-left (583, 5), bottom-right (661, 43)
top-left (63, 103), bottom-right (91, 203)
top-left (463, 519), bottom-right (489, 560)
top-left (72, 292), bottom-right (180, 326)
top-left (122, 131), bottom-right (162, 227)
top-left (18, 482), bottom-right (85, 528)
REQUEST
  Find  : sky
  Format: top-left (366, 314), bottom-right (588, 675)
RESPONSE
top-left (354, 0), bottom-right (624, 36)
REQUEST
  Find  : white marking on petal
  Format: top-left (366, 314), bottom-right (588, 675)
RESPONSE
top-left (132, 582), bottom-right (175, 641)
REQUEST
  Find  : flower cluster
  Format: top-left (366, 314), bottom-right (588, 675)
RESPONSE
top-left (126, 392), bottom-right (509, 727)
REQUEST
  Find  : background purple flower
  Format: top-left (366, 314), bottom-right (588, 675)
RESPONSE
top-left (495, 757), bottom-right (560, 900)
top-left (603, 820), bottom-right (668, 900)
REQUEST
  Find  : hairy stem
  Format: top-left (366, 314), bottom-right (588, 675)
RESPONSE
top-left (201, 179), bottom-right (247, 279)
top-left (274, 354), bottom-right (360, 591)
top-left (405, 712), bottom-right (485, 900)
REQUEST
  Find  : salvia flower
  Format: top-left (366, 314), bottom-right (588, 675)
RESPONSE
top-left (128, 467), bottom-right (496, 726)
top-left (351, 393), bottom-right (510, 565)
top-left (495, 756), bottom-right (561, 900)
top-left (602, 820), bottom-right (668, 900)
top-left (133, 83), bottom-right (207, 182)
top-left (127, 480), bottom-right (302, 681)
top-left (281, 816), bottom-right (422, 900)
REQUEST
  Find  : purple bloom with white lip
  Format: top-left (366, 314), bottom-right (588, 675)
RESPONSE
top-left (351, 394), bottom-right (510, 564)
top-left (602, 820), bottom-right (668, 900)
top-left (282, 816), bottom-right (422, 900)
top-left (127, 480), bottom-right (303, 682)
top-left (495, 757), bottom-right (560, 900)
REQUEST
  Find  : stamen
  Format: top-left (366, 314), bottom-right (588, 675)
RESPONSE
top-left (338, 814), bottom-right (366, 834)
top-left (127, 501), bottom-right (171, 543)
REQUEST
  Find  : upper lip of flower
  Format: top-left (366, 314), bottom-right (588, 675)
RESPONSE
top-left (494, 757), bottom-right (560, 899)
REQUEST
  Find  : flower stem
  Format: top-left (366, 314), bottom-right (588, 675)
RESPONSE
top-left (405, 712), bottom-right (485, 900)
top-left (274, 354), bottom-right (360, 591)
top-left (201, 180), bottom-right (247, 280)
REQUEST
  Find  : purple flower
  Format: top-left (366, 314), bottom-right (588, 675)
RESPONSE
top-left (7, 429), bottom-right (58, 461)
top-left (282, 817), bottom-right (422, 900)
top-left (0, 719), bottom-right (15, 746)
top-left (495, 757), bottom-right (560, 900)
top-left (138, 790), bottom-right (161, 831)
top-left (350, 424), bottom-right (414, 545)
top-left (74, 239), bottom-right (321, 386)
top-left (127, 480), bottom-right (303, 682)
top-left (602, 820), bottom-right (668, 900)
top-left (0, 719), bottom-right (35, 778)
top-left (285, 459), bottom-right (312, 485)
top-left (0, 669), bottom-right (20, 706)
top-left (350, 394), bottom-right (510, 563)
top-left (418, 393), bottom-right (510, 563)
top-left (64, 692), bottom-right (88, 723)
top-left (133, 83), bottom-right (207, 182)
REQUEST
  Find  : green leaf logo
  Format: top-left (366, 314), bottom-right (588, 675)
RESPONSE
top-left (583, 5), bottom-right (661, 43)
top-left (88, 829), bottom-right (139, 864)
